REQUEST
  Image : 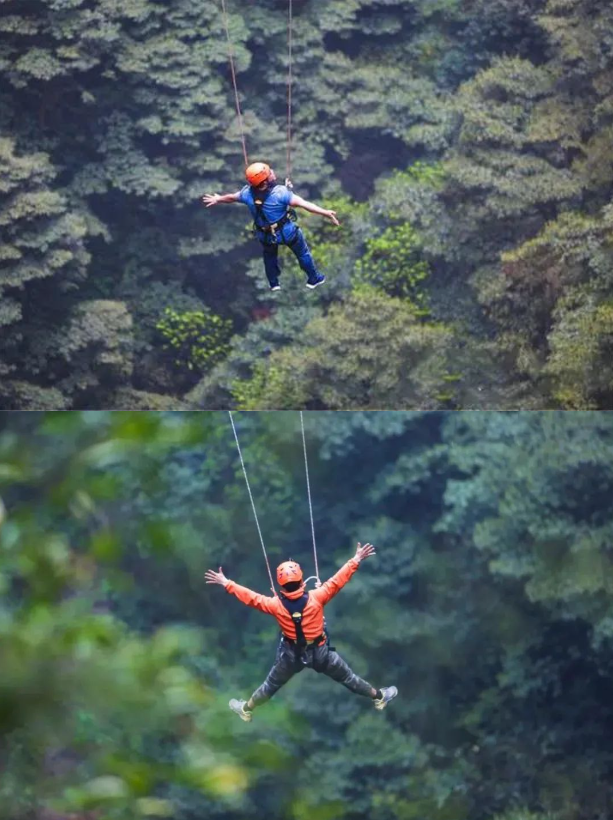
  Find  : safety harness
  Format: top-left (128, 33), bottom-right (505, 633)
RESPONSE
top-left (251, 184), bottom-right (297, 243)
top-left (279, 592), bottom-right (323, 647)
top-left (279, 591), bottom-right (333, 666)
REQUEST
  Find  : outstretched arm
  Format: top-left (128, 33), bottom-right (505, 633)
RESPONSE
top-left (290, 193), bottom-right (340, 226)
top-left (311, 542), bottom-right (376, 605)
top-left (202, 191), bottom-right (241, 207)
top-left (204, 566), bottom-right (277, 614)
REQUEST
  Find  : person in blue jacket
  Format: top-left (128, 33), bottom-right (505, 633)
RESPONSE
top-left (202, 162), bottom-right (339, 291)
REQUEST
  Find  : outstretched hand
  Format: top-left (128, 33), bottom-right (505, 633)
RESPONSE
top-left (326, 209), bottom-right (340, 227)
top-left (202, 193), bottom-right (220, 207)
top-left (355, 542), bottom-right (376, 562)
top-left (204, 566), bottom-right (229, 587)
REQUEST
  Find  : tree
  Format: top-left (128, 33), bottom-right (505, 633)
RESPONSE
top-left (156, 307), bottom-right (233, 378)
top-left (230, 289), bottom-right (462, 409)
top-left (354, 221), bottom-right (431, 304)
top-left (0, 136), bottom-right (90, 336)
top-left (545, 290), bottom-right (613, 408)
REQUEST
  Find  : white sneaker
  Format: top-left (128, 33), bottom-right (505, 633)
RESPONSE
top-left (229, 698), bottom-right (253, 722)
top-left (374, 686), bottom-right (398, 711)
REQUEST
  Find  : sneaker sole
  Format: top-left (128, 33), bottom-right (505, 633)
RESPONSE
top-left (374, 688), bottom-right (398, 711)
top-left (229, 700), bottom-right (253, 722)
top-left (306, 280), bottom-right (325, 289)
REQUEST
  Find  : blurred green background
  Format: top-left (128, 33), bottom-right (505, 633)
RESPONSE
top-left (1, 410), bottom-right (613, 820)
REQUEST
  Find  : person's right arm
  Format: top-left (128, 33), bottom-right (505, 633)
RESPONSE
top-left (225, 580), bottom-right (278, 614)
top-left (202, 191), bottom-right (241, 207)
top-left (204, 566), bottom-right (277, 614)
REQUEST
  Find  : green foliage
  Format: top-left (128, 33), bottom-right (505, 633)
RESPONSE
top-left (483, 203), bottom-right (613, 404)
top-left (545, 292), bottom-right (613, 408)
top-left (230, 289), bottom-right (461, 409)
top-left (0, 136), bottom-right (90, 316)
top-left (445, 55), bottom-right (582, 237)
top-left (156, 307), bottom-right (233, 375)
top-left (186, 303), bottom-right (322, 409)
top-left (391, 161), bottom-right (447, 191)
top-left (368, 163), bottom-right (455, 265)
top-left (107, 388), bottom-right (191, 410)
top-left (355, 221), bottom-right (431, 306)
top-left (0, 381), bottom-right (70, 410)
top-left (1, 0), bottom-right (613, 406)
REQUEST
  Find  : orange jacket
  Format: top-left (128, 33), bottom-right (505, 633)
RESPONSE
top-left (225, 557), bottom-right (361, 642)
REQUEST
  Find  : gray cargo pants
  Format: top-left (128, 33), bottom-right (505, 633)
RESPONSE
top-left (251, 635), bottom-right (376, 706)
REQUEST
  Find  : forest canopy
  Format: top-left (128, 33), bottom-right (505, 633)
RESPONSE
top-left (2, 410), bottom-right (613, 820)
top-left (1, 0), bottom-right (612, 409)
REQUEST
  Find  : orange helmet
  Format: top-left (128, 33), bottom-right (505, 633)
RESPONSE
top-left (246, 162), bottom-right (271, 186)
top-left (277, 560), bottom-right (303, 586)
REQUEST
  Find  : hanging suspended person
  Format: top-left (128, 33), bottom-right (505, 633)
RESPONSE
top-left (202, 163), bottom-right (339, 292)
top-left (204, 542), bottom-right (398, 721)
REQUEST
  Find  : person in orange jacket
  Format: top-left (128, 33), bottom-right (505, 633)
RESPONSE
top-left (204, 542), bottom-right (398, 722)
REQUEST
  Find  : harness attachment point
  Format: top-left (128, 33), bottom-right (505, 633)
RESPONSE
top-left (250, 184), bottom-right (297, 243)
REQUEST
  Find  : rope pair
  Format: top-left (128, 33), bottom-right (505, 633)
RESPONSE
top-left (228, 411), bottom-right (319, 596)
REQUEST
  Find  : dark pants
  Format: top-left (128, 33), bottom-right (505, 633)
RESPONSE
top-left (250, 636), bottom-right (376, 707)
top-left (258, 224), bottom-right (321, 287)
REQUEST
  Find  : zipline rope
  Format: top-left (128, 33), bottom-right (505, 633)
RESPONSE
top-left (300, 411), bottom-right (320, 583)
top-left (219, 0), bottom-right (294, 177)
top-left (286, 0), bottom-right (294, 181)
top-left (229, 412), bottom-right (321, 593)
top-left (219, 0), bottom-right (249, 167)
top-left (228, 411), bottom-right (276, 595)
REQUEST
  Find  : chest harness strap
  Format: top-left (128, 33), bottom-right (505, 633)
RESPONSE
top-left (279, 591), bottom-right (332, 666)
top-left (252, 185), bottom-right (297, 242)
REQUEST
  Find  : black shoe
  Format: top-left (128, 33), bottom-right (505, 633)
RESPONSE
top-left (306, 274), bottom-right (326, 289)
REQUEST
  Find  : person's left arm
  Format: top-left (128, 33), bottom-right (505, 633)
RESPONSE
top-left (310, 542), bottom-right (376, 605)
top-left (289, 193), bottom-right (340, 226)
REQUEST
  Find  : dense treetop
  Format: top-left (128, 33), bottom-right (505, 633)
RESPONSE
top-left (0, 0), bottom-right (612, 408)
